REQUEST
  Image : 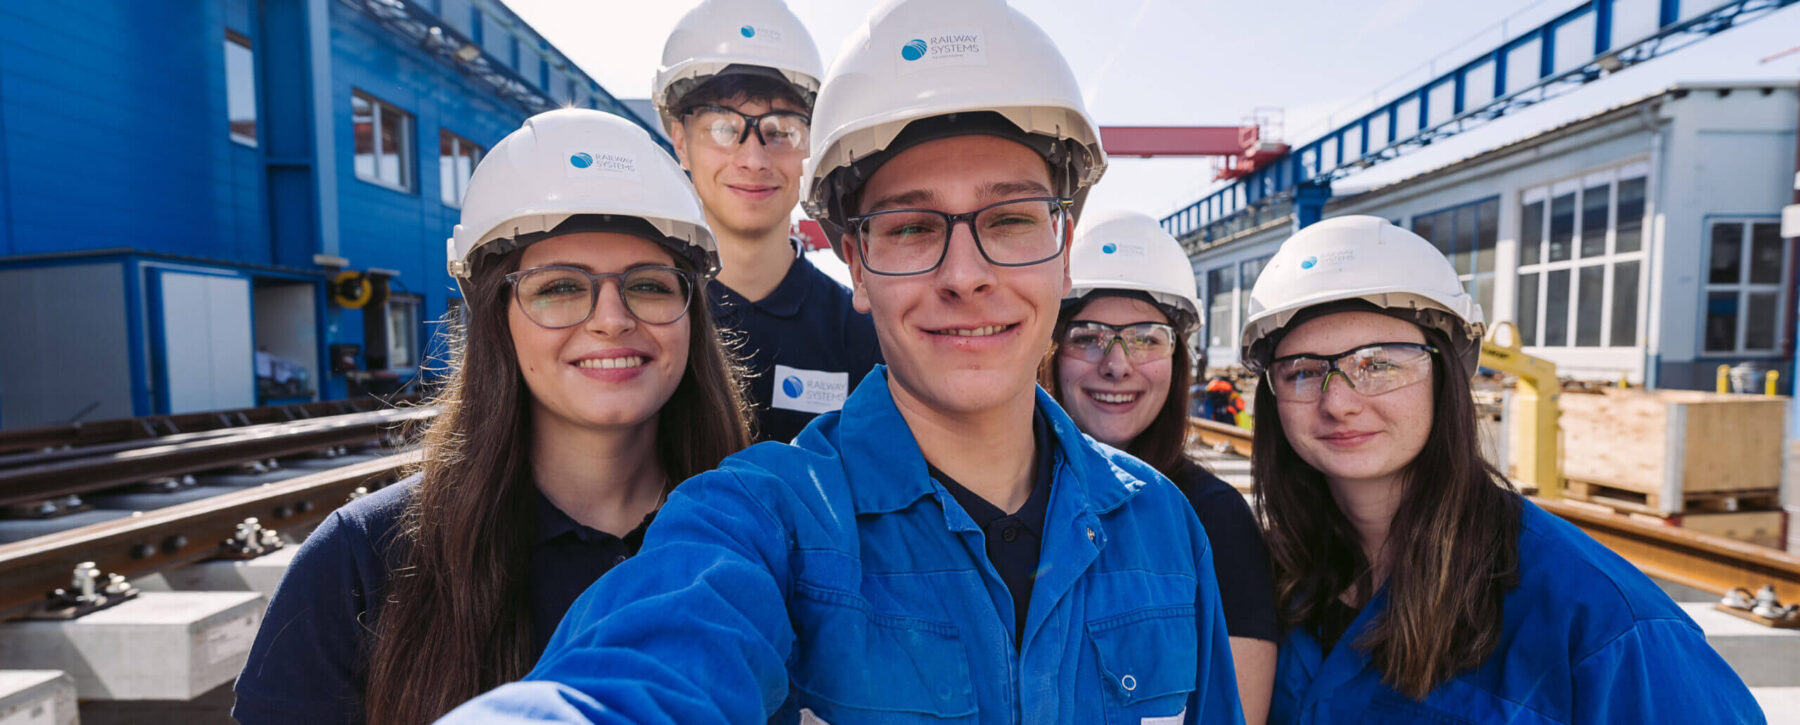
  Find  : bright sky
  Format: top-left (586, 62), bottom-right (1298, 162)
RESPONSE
top-left (499, 0), bottom-right (1800, 226)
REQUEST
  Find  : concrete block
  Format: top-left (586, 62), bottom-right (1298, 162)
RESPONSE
top-left (0, 671), bottom-right (77, 725)
top-left (135, 546), bottom-right (299, 598)
top-left (0, 592), bottom-right (264, 700)
top-left (1681, 602), bottom-right (1800, 687)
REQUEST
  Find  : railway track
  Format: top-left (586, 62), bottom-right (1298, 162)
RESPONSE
top-left (0, 401), bottom-right (431, 621)
top-left (1187, 418), bottom-right (1800, 605)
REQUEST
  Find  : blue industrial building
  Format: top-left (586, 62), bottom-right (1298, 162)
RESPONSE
top-left (0, 0), bottom-right (663, 429)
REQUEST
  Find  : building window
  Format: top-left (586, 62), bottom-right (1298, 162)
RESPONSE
top-left (438, 130), bottom-right (483, 207)
top-left (1205, 266), bottom-right (1236, 348)
top-left (386, 295), bottom-right (422, 368)
top-left (1411, 196), bottom-right (1499, 322)
top-left (1514, 163), bottom-right (1649, 349)
top-left (1704, 220), bottom-right (1789, 354)
top-left (1236, 256), bottom-right (1269, 335)
top-left (353, 91), bottom-right (414, 192)
top-left (224, 31), bottom-right (257, 146)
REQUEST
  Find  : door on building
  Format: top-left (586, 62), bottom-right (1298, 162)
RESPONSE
top-left (252, 279), bottom-right (321, 404)
top-left (150, 269), bottom-right (255, 414)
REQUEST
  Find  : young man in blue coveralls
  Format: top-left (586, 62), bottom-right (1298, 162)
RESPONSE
top-left (653, 0), bottom-right (881, 443)
top-left (441, 0), bottom-right (1244, 722)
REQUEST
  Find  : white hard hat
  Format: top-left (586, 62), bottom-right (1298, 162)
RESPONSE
top-left (1239, 215), bottom-right (1485, 376)
top-left (1067, 210), bottom-right (1201, 330)
top-left (651, 0), bottom-right (824, 134)
top-left (447, 109), bottom-right (717, 281)
top-left (801, 0), bottom-right (1107, 259)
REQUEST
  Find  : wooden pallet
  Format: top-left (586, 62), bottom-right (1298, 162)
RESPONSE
top-left (1713, 603), bottom-right (1800, 629)
top-left (1565, 479), bottom-right (1781, 518)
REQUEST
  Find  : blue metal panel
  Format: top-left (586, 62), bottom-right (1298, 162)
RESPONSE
top-left (1163, 0), bottom-right (1798, 243)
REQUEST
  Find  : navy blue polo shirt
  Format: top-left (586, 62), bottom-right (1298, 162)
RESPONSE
top-left (707, 249), bottom-right (882, 443)
top-left (232, 476), bottom-right (652, 724)
top-left (1171, 458), bottom-right (1279, 642)
top-left (928, 409), bottom-right (1055, 648)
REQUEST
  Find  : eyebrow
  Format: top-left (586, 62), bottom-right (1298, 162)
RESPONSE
top-left (861, 180), bottom-right (1055, 214)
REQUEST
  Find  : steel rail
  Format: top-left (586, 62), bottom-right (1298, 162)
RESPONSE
top-left (0, 395), bottom-right (421, 456)
top-left (0, 411), bottom-right (407, 471)
top-left (0, 408), bottom-right (434, 508)
top-left (0, 451), bottom-right (419, 620)
top-left (1184, 416), bottom-right (1800, 604)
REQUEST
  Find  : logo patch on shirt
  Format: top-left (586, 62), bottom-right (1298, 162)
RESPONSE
top-left (771, 364), bottom-right (848, 415)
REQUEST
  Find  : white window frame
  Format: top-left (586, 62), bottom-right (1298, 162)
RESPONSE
top-left (386, 295), bottom-right (422, 369)
top-left (353, 90), bottom-right (414, 192)
top-left (1205, 264), bottom-right (1239, 349)
top-left (438, 130), bottom-right (483, 208)
top-left (1514, 162), bottom-right (1650, 350)
top-left (224, 31), bottom-right (257, 147)
top-left (1702, 218), bottom-right (1790, 355)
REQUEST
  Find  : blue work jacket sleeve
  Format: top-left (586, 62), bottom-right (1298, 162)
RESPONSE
top-left (1569, 617), bottom-right (1764, 724)
top-left (1191, 517), bottom-right (1249, 724)
top-left (437, 469), bottom-right (797, 724)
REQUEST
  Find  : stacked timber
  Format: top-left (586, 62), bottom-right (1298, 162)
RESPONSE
top-left (1518, 388), bottom-right (1786, 549)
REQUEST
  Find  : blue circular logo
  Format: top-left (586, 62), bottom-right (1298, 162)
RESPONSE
top-left (782, 376), bottom-right (804, 398)
top-left (1300, 256), bottom-right (1317, 270)
top-left (569, 152), bottom-right (593, 169)
top-left (901, 39), bottom-right (928, 61)
top-left (1101, 243), bottom-right (1117, 255)
top-left (740, 25), bottom-right (755, 38)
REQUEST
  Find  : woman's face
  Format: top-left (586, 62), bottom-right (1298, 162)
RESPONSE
top-left (1055, 296), bottom-right (1173, 448)
top-left (508, 232), bottom-right (692, 435)
top-left (1271, 310), bottom-right (1434, 490)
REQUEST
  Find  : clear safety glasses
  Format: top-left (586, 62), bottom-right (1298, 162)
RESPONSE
top-left (1058, 321), bottom-right (1179, 364)
top-left (681, 105), bottom-right (811, 154)
top-left (1266, 342), bottom-right (1438, 402)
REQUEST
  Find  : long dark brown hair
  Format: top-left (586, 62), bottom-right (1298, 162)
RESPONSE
top-left (1252, 322), bottom-right (1521, 699)
top-left (1038, 295), bottom-right (1195, 476)
top-left (363, 234), bottom-right (752, 723)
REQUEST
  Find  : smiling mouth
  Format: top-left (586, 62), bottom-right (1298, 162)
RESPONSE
top-left (1087, 390), bottom-right (1140, 405)
top-left (929, 324), bottom-right (1014, 338)
top-left (575, 356), bottom-right (645, 370)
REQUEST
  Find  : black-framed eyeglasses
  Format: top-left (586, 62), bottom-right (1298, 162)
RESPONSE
top-left (847, 196), bottom-right (1073, 276)
top-left (680, 104), bottom-right (810, 154)
top-left (504, 265), bottom-right (696, 328)
top-left (1058, 321), bottom-right (1178, 363)
top-left (1267, 342), bottom-right (1438, 402)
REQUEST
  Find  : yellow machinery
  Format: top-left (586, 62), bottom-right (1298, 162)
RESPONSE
top-left (1478, 321), bottom-right (1563, 498)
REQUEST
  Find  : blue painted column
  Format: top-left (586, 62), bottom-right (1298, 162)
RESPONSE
top-left (1294, 181), bottom-right (1332, 231)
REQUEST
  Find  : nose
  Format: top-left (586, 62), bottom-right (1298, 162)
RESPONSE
top-left (932, 220), bottom-right (996, 299)
top-left (1098, 340), bottom-right (1134, 379)
top-left (1316, 370), bottom-right (1363, 419)
top-left (732, 128), bottom-right (774, 172)
top-left (584, 280), bottom-right (637, 337)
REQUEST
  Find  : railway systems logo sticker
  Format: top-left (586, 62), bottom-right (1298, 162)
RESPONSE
top-left (569, 152), bottom-right (593, 169)
top-left (740, 25), bottom-right (755, 38)
top-left (1300, 256), bottom-right (1317, 270)
top-left (1102, 243), bottom-right (1118, 254)
top-left (901, 39), bottom-right (928, 61)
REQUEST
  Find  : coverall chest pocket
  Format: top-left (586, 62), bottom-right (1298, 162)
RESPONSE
top-left (1086, 605), bottom-right (1198, 725)
top-left (787, 583), bottom-right (978, 723)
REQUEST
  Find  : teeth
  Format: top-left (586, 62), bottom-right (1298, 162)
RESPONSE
top-left (938, 325), bottom-right (1007, 337)
top-left (1091, 391), bottom-right (1139, 404)
top-left (576, 356), bottom-right (644, 370)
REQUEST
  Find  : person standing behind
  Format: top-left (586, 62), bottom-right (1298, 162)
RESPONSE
top-left (231, 110), bottom-right (751, 724)
top-left (654, 0), bottom-right (881, 442)
top-left (440, 1), bottom-right (1243, 721)
top-left (1044, 210), bottom-right (1278, 723)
